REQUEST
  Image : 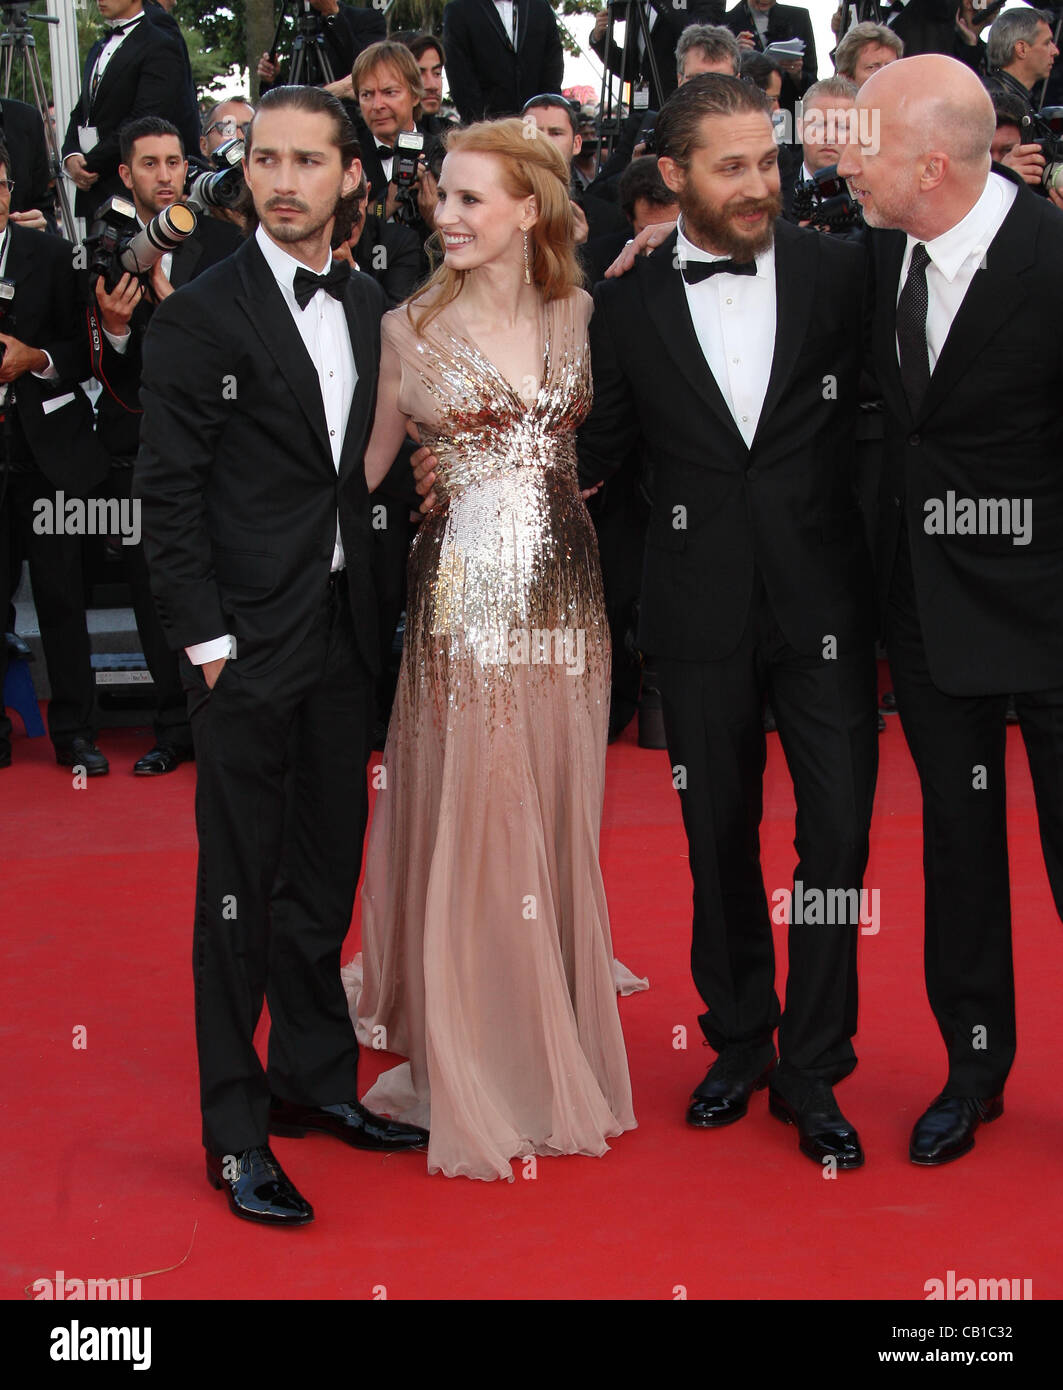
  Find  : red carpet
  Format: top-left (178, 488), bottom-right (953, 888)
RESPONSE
top-left (4, 684), bottom-right (1061, 1302)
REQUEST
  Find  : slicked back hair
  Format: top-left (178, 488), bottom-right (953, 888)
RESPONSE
top-left (245, 85), bottom-right (361, 169)
top-left (655, 73), bottom-right (772, 169)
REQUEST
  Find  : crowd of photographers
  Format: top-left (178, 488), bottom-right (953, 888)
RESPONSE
top-left (1, 0), bottom-right (1061, 776)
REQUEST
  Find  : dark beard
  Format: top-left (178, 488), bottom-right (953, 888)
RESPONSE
top-left (680, 185), bottom-right (782, 260)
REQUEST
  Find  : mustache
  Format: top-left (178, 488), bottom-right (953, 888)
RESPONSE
top-left (265, 197), bottom-right (310, 213)
top-left (729, 194), bottom-right (782, 219)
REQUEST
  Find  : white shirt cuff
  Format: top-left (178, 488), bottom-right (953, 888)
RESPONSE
top-left (103, 328), bottom-right (131, 355)
top-left (185, 635), bottom-right (235, 664)
top-left (31, 352), bottom-right (57, 380)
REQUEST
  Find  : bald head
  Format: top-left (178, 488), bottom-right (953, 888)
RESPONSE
top-left (861, 54), bottom-right (995, 168)
top-left (838, 55), bottom-right (995, 239)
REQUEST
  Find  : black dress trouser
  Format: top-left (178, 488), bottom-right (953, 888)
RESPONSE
top-left (187, 576), bottom-right (373, 1157)
top-left (886, 526), bottom-right (1063, 1096)
top-left (655, 578), bottom-right (879, 1086)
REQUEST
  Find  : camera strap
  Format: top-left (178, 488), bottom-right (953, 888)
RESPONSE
top-left (86, 301), bottom-right (142, 415)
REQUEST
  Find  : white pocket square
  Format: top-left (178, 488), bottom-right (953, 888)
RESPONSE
top-left (42, 392), bottom-right (76, 415)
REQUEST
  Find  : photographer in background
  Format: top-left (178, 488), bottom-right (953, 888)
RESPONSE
top-left (984, 7), bottom-right (1059, 115)
top-left (257, 0), bottom-right (386, 114)
top-left (521, 94), bottom-right (630, 247)
top-left (0, 140), bottom-right (108, 774)
top-left (90, 118), bottom-right (242, 776)
top-left (833, 21), bottom-right (903, 88)
top-left (404, 32), bottom-right (460, 138)
top-left (784, 74), bottom-right (864, 238)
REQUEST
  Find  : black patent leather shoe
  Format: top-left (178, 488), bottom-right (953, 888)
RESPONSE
top-left (133, 743), bottom-right (193, 776)
top-left (909, 1093), bottom-right (1003, 1166)
top-left (54, 738), bottom-right (109, 776)
top-left (686, 1046), bottom-right (776, 1128)
top-left (769, 1081), bottom-right (864, 1168)
top-left (269, 1096), bottom-right (429, 1151)
top-left (205, 1144), bottom-right (314, 1226)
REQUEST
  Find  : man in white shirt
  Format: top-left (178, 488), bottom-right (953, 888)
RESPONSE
top-left (839, 54), bottom-right (1063, 1166)
top-left (134, 86), bottom-right (428, 1227)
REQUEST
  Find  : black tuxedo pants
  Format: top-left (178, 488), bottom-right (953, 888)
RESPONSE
top-left (655, 579), bottom-right (878, 1084)
top-left (103, 465), bottom-right (192, 754)
top-left (186, 576), bottom-right (373, 1156)
top-left (886, 527), bottom-right (1063, 1097)
top-left (0, 466), bottom-right (96, 749)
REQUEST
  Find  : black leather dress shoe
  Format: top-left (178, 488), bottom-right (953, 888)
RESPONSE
top-left (133, 744), bottom-right (193, 776)
top-left (686, 1046), bottom-right (776, 1128)
top-left (54, 738), bottom-right (109, 776)
top-left (769, 1081), bottom-right (864, 1168)
top-left (205, 1144), bottom-right (313, 1226)
top-left (909, 1093), bottom-right (1003, 1166)
top-left (269, 1097), bottom-right (429, 1151)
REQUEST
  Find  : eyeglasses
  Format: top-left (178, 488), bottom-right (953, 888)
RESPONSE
top-left (0, 179), bottom-right (14, 195)
top-left (205, 118), bottom-right (251, 139)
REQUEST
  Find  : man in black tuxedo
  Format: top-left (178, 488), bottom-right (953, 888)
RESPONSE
top-left (61, 0), bottom-right (196, 220)
top-left (0, 143), bottom-right (109, 774)
top-left (257, 0), bottom-right (386, 120)
top-left (839, 54), bottom-right (1063, 1165)
top-left (590, 2), bottom-right (728, 110)
top-left (134, 86), bottom-right (428, 1225)
top-left (578, 76), bottom-right (879, 1168)
top-left (91, 117), bottom-right (242, 776)
top-left (442, 0), bottom-right (564, 123)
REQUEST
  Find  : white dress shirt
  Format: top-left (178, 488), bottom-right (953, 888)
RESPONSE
top-left (675, 214), bottom-right (776, 449)
top-left (495, 0), bottom-right (516, 46)
top-left (896, 171), bottom-right (1016, 374)
top-left (186, 225), bottom-right (357, 665)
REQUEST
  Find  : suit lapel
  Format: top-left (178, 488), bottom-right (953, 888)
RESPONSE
top-left (233, 238), bottom-right (332, 463)
top-left (869, 229), bottom-right (908, 422)
top-left (915, 191), bottom-right (1035, 423)
top-left (92, 22), bottom-right (151, 116)
top-left (81, 41), bottom-right (103, 123)
top-left (753, 218), bottom-right (816, 442)
top-left (5, 220), bottom-right (30, 289)
top-left (337, 274), bottom-right (378, 481)
top-left (642, 231), bottom-right (746, 450)
top-left (477, 0), bottom-right (514, 52)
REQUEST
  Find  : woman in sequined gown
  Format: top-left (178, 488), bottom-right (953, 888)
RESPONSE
top-left (352, 120), bottom-right (641, 1181)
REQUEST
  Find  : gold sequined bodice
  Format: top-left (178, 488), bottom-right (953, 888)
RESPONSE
top-left (382, 290), bottom-right (603, 674)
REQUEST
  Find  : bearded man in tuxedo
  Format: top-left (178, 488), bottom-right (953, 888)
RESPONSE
top-left (135, 86), bottom-right (428, 1227)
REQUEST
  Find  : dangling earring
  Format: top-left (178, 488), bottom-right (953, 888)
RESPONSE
top-left (522, 227), bottom-right (532, 284)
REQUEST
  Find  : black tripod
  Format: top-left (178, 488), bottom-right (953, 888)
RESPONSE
top-left (0, 2), bottom-right (73, 232)
top-left (594, 0), bottom-right (667, 171)
top-left (269, 0), bottom-right (337, 88)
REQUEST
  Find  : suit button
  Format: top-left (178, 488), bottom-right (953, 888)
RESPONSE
top-left (908, 433), bottom-right (920, 445)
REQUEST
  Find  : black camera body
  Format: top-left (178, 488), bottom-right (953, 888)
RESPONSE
top-left (186, 137), bottom-right (246, 211)
top-left (86, 195), bottom-right (198, 294)
top-left (791, 164), bottom-right (862, 233)
top-left (1020, 107), bottom-right (1063, 195)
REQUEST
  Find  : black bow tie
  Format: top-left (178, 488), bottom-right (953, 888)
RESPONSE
top-left (103, 17), bottom-right (141, 39)
top-left (292, 260), bottom-right (350, 311)
top-left (681, 258), bottom-right (757, 285)
top-left (375, 144), bottom-right (394, 160)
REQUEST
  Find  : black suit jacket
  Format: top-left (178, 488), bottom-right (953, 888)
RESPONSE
top-left (578, 221), bottom-right (872, 662)
top-left (3, 224), bottom-right (106, 492)
top-left (887, 0), bottom-right (986, 75)
top-left (134, 234), bottom-right (385, 678)
top-left (0, 99), bottom-right (54, 226)
top-left (61, 17), bottom-right (191, 218)
top-left (724, 3), bottom-right (817, 95)
top-left (143, 0), bottom-right (202, 157)
top-left (869, 175), bottom-right (1063, 695)
top-left (591, 2), bottom-right (726, 109)
top-left (442, 0), bottom-right (564, 123)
